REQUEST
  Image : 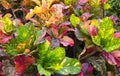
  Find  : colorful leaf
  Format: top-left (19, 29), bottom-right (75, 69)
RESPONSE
top-left (14, 55), bottom-right (35, 74)
top-left (56, 57), bottom-right (81, 75)
top-left (70, 14), bottom-right (80, 27)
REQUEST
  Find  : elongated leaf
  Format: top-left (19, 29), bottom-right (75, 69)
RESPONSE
top-left (56, 57), bottom-right (81, 75)
top-left (37, 40), bottom-right (50, 64)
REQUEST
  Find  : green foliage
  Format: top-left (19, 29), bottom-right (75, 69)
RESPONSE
top-left (4, 23), bottom-right (36, 56)
top-left (104, 3), bottom-right (111, 10)
top-left (92, 17), bottom-right (120, 52)
top-left (106, 0), bottom-right (120, 20)
top-left (36, 41), bottom-right (81, 76)
top-left (57, 57), bottom-right (81, 75)
top-left (1, 16), bottom-right (13, 34)
top-left (70, 14), bottom-right (80, 27)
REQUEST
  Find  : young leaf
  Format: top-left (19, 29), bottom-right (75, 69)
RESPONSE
top-left (56, 57), bottom-right (81, 75)
top-left (70, 14), bottom-right (80, 27)
top-left (37, 40), bottom-right (50, 64)
top-left (37, 64), bottom-right (51, 76)
top-left (44, 47), bottom-right (65, 70)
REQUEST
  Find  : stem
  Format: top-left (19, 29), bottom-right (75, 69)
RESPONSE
top-left (80, 50), bottom-right (97, 60)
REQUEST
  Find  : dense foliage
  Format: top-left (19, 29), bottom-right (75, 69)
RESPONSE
top-left (0, 0), bottom-right (120, 76)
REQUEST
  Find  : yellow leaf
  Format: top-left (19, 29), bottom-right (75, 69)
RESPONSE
top-left (25, 9), bottom-right (34, 20)
top-left (33, 6), bottom-right (42, 13)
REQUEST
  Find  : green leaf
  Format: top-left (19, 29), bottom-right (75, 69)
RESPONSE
top-left (104, 3), bottom-right (111, 10)
top-left (56, 57), bottom-right (81, 75)
top-left (16, 23), bottom-right (35, 42)
top-left (44, 47), bottom-right (65, 70)
top-left (92, 17), bottom-right (120, 52)
top-left (104, 38), bottom-right (120, 52)
top-left (70, 14), bottom-right (80, 27)
top-left (2, 16), bottom-right (13, 34)
top-left (37, 40), bottom-right (50, 64)
top-left (4, 23), bottom-right (35, 56)
top-left (37, 64), bottom-right (51, 76)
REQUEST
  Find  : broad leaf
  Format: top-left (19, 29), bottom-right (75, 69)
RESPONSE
top-left (56, 57), bottom-right (81, 75)
top-left (44, 47), bottom-right (65, 70)
top-left (37, 64), bottom-right (51, 76)
top-left (92, 17), bottom-right (120, 52)
top-left (70, 14), bottom-right (80, 27)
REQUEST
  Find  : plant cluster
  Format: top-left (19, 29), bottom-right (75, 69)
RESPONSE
top-left (0, 0), bottom-right (120, 76)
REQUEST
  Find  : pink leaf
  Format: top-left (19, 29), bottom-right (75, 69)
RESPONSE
top-left (60, 36), bottom-right (74, 46)
top-left (78, 0), bottom-right (88, 4)
top-left (80, 13), bottom-right (91, 21)
top-left (111, 50), bottom-right (120, 66)
top-left (113, 32), bottom-right (120, 38)
top-left (0, 30), bottom-right (13, 44)
top-left (88, 25), bottom-right (97, 36)
top-left (109, 15), bottom-right (118, 24)
top-left (102, 52), bottom-right (117, 65)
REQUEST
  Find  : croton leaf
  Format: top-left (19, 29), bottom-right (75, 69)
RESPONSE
top-left (14, 55), bottom-right (35, 74)
top-left (87, 56), bottom-right (107, 76)
top-left (60, 36), bottom-right (74, 47)
top-left (70, 14), bottom-right (80, 27)
top-left (56, 57), bottom-right (81, 75)
top-left (4, 23), bottom-right (35, 56)
top-left (44, 47), bottom-right (65, 70)
top-left (92, 17), bottom-right (120, 52)
top-left (37, 40), bottom-right (50, 65)
top-left (0, 30), bottom-right (13, 44)
top-left (0, 15), bottom-right (13, 34)
top-left (34, 27), bottom-right (46, 45)
top-left (37, 64), bottom-right (51, 76)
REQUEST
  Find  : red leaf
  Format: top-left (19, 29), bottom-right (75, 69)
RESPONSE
top-left (60, 36), bottom-right (74, 46)
top-left (14, 55), bottom-right (35, 74)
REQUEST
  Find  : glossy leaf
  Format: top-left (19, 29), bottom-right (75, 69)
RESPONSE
top-left (70, 14), bottom-right (80, 27)
top-left (92, 17), bottom-right (120, 52)
top-left (56, 57), bottom-right (81, 75)
top-left (43, 47), bottom-right (65, 71)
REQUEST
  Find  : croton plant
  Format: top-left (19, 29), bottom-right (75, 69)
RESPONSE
top-left (0, 0), bottom-right (120, 76)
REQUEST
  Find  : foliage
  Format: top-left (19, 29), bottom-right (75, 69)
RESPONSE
top-left (0, 0), bottom-right (120, 76)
